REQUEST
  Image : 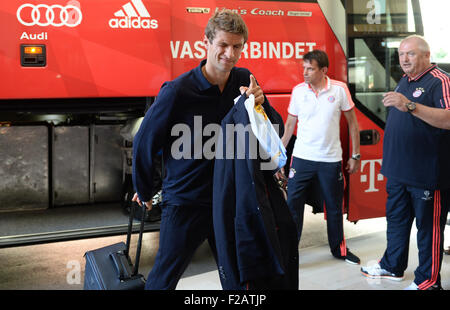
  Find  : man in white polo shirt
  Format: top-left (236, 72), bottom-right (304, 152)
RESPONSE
top-left (281, 50), bottom-right (361, 265)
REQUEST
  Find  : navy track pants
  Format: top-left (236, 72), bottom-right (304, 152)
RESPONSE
top-left (380, 178), bottom-right (449, 289)
top-left (145, 204), bottom-right (217, 290)
top-left (287, 157), bottom-right (347, 258)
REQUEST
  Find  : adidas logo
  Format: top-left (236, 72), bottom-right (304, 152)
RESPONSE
top-left (109, 0), bottom-right (158, 29)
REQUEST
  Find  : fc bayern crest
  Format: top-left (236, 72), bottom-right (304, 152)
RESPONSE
top-left (413, 88), bottom-right (424, 98)
top-left (289, 168), bottom-right (296, 179)
top-left (328, 96), bottom-right (335, 103)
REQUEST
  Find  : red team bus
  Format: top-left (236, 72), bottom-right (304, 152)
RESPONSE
top-left (0, 0), bottom-right (426, 247)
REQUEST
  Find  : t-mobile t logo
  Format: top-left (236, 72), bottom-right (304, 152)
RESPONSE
top-left (360, 159), bottom-right (383, 192)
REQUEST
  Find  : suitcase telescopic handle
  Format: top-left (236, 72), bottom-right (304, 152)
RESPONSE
top-left (123, 202), bottom-right (147, 276)
top-left (133, 204), bottom-right (146, 276)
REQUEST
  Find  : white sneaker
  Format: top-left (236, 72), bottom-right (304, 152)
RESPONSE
top-left (360, 262), bottom-right (404, 281)
top-left (404, 282), bottom-right (419, 290)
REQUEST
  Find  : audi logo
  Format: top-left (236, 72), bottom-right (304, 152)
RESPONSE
top-left (17, 3), bottom-right (83, 27)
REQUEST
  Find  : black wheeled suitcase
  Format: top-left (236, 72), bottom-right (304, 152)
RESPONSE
top-left (83, 204), bottom-right (147, 290)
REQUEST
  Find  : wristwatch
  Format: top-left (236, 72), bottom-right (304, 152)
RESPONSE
top-left (351, 153), bottom-right (361, 160)
top-left (406, 101), bottom-right (416, 113)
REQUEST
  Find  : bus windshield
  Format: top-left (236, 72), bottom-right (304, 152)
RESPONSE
top-left (347, 0), bottom-right (450, 125)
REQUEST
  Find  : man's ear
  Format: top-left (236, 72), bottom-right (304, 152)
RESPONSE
top-left (203, 35), bottom-right (211, 47)
top-left (322, 67), bottom-right (328, 75)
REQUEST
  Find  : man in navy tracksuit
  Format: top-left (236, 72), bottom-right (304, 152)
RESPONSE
top-left (132, 9), bottom-right (282, 289)
top-left (361, 35), bottom-right (450, 290)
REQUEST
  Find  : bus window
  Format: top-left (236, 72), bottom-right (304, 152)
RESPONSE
top-left (347, 0), bottom-right (420, 35)
top-left (346, 0), bottom-right (422, 125)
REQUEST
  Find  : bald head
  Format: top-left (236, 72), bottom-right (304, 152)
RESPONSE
top-left (401, 35), bottom-right (430, 53)
top-left (398, 35), bottom-right (432, 78)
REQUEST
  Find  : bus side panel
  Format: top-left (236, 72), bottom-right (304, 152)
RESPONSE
top-left (1, 1), bottom-right (347, 99)
top-left (348, 109), bottom-right (386, 221)
top-left (170, 1), bottom-right (347, 93)
top-left (265, 94), bottom-right (290, 123)
top-left (0, 0), bottom-right (171, 100)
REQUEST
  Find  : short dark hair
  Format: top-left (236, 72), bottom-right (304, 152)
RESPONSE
top-left (303, 50), bottom-right (329, 69)
top-left (205, 9), bottom-right (248, 43)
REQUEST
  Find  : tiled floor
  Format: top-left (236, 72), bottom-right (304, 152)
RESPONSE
top-left (176, 228), bottom-right (450, 290)
top-left (1, 208), bottom-right (449, 290)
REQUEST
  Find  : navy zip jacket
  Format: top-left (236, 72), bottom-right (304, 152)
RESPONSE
top-left (132, 60), bottom-right (280, 206)
top-left (381, 65), bottom-right (450, 189)
top-left (213, 95), bottom-right (299, 290)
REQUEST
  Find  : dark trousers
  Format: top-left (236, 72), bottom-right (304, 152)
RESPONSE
top-left (380, 178), bottom-right (450, 289)
top-left (145, 204), bottom-right (217, 290)
top-left (287, 157), bottom-right (347, 257)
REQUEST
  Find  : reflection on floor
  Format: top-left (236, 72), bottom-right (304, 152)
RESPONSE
top-left (0, 207), bottom-right (448, 290)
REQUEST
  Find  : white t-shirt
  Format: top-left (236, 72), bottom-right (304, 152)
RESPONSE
top-left (288, 76), bottom-right (354, 162)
